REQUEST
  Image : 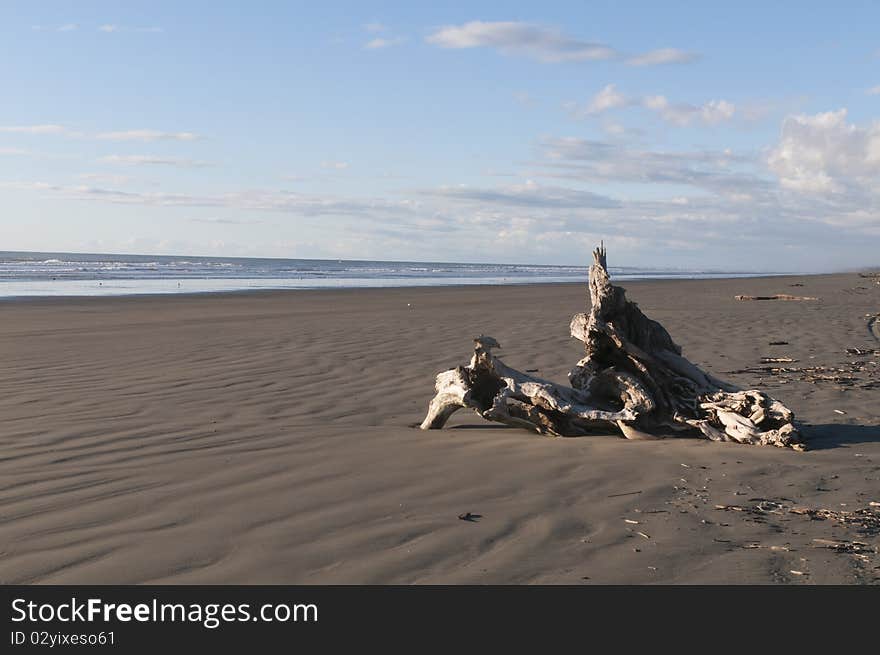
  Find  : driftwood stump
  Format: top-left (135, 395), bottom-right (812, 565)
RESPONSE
top-left (420, 244), bottom-right (803, 450)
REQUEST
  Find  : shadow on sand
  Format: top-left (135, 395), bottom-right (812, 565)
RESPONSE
top-left (413, 420), bottom-right (880, 449)
top-left (802, 423), bottom-right (880, 450)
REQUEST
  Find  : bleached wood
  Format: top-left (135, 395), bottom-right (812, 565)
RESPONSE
top-left (420, 244), bottom-right (803, 449)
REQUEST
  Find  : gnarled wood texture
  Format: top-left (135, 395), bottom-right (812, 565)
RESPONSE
top-left (420, 244), bottom-right (803, 450)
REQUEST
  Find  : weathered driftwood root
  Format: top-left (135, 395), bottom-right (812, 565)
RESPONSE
top-left (420, 244), bottom-right (804, 450)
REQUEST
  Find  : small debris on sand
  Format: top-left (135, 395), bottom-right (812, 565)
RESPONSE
top-left (846, 347), bottom-right (879, 356)
top-left (607, 490), bottom-right (642, 498)
top-left (735, 294), bottom-right (817, 301)
top-left (812, 539), bottom-right (875, 554)
top-left (458, 512), bottom-right (482, 522)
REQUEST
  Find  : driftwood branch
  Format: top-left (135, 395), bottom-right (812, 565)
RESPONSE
top-left (420, 244), bottom-right (804, 450)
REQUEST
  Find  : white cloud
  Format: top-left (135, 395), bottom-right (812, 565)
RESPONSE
top-left (0, 147), bottom-right (31, 156)
top-left (5, 122), bottom-right (879, 270)
top-left (626, 48), bottom-right (700, 66)
top-left (650, 97), bottom-right (736, 126)
top-left (522, 113), bottom-right (878, 259)
top-left (365, 37), bottom-right (405, 49)
top-left (321, 161), bottom-right (350, 170)
top-left (586, 84), bottom-right (629, 114)
top-left (601, 122), bottom-right (643, 138)
top-left (363, 22), bottom-right (387, 33)
top-left (99, 155), bottom-right (212, 167)
top-left (0, 125), bottom-right (200, 141)
top-left (2, 184), bottom-right (421, 224)
top-left (426, 21), bottom-right (617, 62)
top-left (33, 23), bottom-right (161, 34)
top-left (536, 136), bottom-right (761, 198)
top-left (767, 109), bottom-right (880, 194)
top-left (573, 88), bottom-right (736, 125)
top-left (0, 124), bottom-right (67, 135)
top-left (426, 21), bottom-right (698, 67)
top-left (96, 130), bottom-right (202, 142)
top-left (868, 85), bottom-right (880, 96)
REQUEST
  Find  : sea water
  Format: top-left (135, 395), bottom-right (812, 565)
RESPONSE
top-left (0, 251), bottom-right (778, 298)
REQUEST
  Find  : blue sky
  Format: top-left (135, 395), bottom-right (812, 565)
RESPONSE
top-left (1, 1), bottom-right (878, 271)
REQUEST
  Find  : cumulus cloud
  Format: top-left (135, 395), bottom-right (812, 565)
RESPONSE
top-left (767, 109), bottom-right (880, 194)
top-left (868, 85), bottom-right (880, 96)
top-left (573, 87), bottom-right (736, 125)
top-left (646, 96), bottom-right (736, 126)
top-left (585, 84), bottom-right (629, 114)
top-left (426, 21), bottom-right (617, 62)
top-left (524, 112), bottom-right (878, 256)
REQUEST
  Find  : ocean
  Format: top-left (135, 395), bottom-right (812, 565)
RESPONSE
top-left (0, 251), bottom-right (777, 298)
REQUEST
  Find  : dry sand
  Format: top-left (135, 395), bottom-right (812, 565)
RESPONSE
top-left (1, 273), bottom-right (878, 584)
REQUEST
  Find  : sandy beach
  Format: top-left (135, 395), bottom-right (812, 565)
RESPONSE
top-left (1, 273), bottom-right (878, 584)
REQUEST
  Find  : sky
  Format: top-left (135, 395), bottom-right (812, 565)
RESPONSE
top-left (1, 1), bottom-right (878, 271)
